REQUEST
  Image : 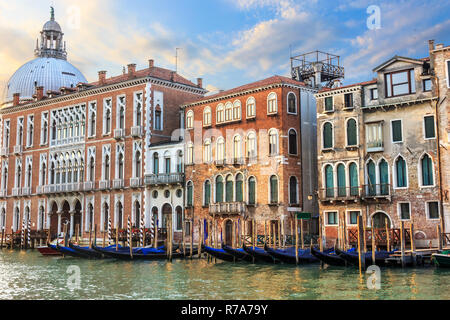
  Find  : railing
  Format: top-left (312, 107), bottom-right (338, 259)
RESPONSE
top-left (319, 187), bottom-right (361, 201)
top-left (12, 188), bottom-right (21, 197)
top-left (215, 159), bottom-right (224, 167)
top-left (0, 147), bottom-right (8, 157)
top-left (130, 178), bottom-right (142, 188)
top-left (36, 186), bottom-right (44, 194)
top-left (84, 181), bottom-right (94, 191)
top-left (367, 141), bottom-right (384, 153)
top-left (144, 173), bottom-right (184, 185)
top-left (21, 187), bottom-right (31, 196)
top-left (13, 145), bottom-right (23, 155)
top-left (362, 184), bottom-right (391, 198)
top-left (99, 180), bottom-right (110, 190)
top-left (131, 126), bottom-right (143, 138)
top-left (227, 157), bottom-right (245, 165)
top-left (114, 128), bottom-right (125, 140)
top-left (348, 228), bottom-right (410, 246)
top-left (0, 189), bottom-right (7, 197)
top-left (209, 202), bottom-right (247, 215)
top-left (112, 179), bottom-right (124, 189)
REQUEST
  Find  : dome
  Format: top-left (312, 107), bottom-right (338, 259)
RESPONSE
top-left (43, 20), bottom-right (62, 32)
top-left (5, 57), bottom-right (87, 101)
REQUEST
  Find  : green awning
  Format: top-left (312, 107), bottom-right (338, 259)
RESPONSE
top-left (296, 212), bottom-right (312, 220)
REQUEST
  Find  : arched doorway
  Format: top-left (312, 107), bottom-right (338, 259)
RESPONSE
top-left (61, 201), bottom-right (71, 236)
top-left (50, 202), bottom-right (59, 238)
top-left (372, 212), bottom-right (391, 228)
top-left (162, 204), bottom-right (172, 230)
top-left (73, 200), bottom-right (82, 237)
top-left (224, 219), bottom-right (233, 246)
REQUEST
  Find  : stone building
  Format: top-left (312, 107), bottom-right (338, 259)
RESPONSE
top-left (315, 51), bottom-right (444, 248)
top-left (182, 76), bottom-right (317, 245)
top-left (0, 10), bottom-right (206, 241)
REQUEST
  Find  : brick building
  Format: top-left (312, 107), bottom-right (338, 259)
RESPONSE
top-left (0, 11), bottom-right (206, 241)
top-left (182, 76), bottom-right (317, 245)
top-left (315, 50), bottom-right (445, 248)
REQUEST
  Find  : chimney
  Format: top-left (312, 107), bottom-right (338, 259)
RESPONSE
top-left (127, 64), bottom-right (136, 78)
top-left (98, 71), bottom-right (107, 85)
top-left (13, 93), bottom-right (20, 106)
top-left (197, 78), bottom-right (203, 88)
top-left (149, 59), bottom-right (154, 68)
top-left (428, 39), bottom-right (435, 52)
top-left (171, 71), bottom-right (175, 82)
top-left (35, 86), bottom-right (44, 100)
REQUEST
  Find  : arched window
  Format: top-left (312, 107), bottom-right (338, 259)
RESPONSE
top-left (119, 105), bottom-right (125, 129)
top-left (104, 155), bottom-right (110, 180)
top-left (38, 206), bottom-right (45, 230)
top-left (186, 143), bottom-right (194, 165)
top-left (186, 110), bottom-right (194, 129)
top-left (248, 177), bottom-right (256, 205)
top-left (153, 153), bottom-right (159, 174)
top-left (177, 150), bottom-right (183, 173)
top-left (176, 206), bottom-right (183, 231)
top-left (337, 164), bottom-right (346, 197)
top-left (204, 140), bottom-right (212, 163)
top-left (118, 153), bottom-right (124, 180)
top-left (269, 129), bottom-right (278, 155)
top-left (105, 108), bottom-right (111, 133)
top-left (395, 156), bottom-right (407, 188)
top-left (236, 174), bottom-right (243, 202)
top-left (247, 132), bottom-right (257, 159)
top-left (134, 201), bottom-right (141, 228)
top-left (225, 102), bottom-right (233, 121)
top-left (90, 112), bottom-right (95, 136)
top-left (154, 105), bottom-right (162, 131)
top-left (379, 159), bottom-right (389, 195)
top-left (41, 163), bottom-right (46, 186)
top-left (325, 165), bottom-right (334, 197)
top-left (103, 203), bottom-right (109, 231)
top-left (215, 176), bottom-right (224, 203)
top-left (117, 202), bottom-right (123, 229)
top-left (421, 154), bottom-right (434, 186)
top-left (164, 151), bottom-right (171, 174)
top-left (89, 157), bottom-right (95, 182)
top-left (366, 160), bottom-right (376, 195)
top-left (233, 101), bottom-right (241, 120)
top-left (288, 129), bottom-right (297, 155)
top-left (233, 135), bottom-right (241, 160)
top-left (289, 176), bottom-right (298, 204)
top-left (225, 175), bottom-right (233, 202)
top-left (187, 181), bottom-right (193, 207)
top-left (203, 107), bottom-right (211, 126)
top-left (349, 162), bottom-right (359, 196)
top-left (204, 180), bottom-right (211, 206)
top-left (135, 151), bottom-right (141, 178)
top-left (0, 208), bottom-right (5, 230)
top-left (246, 97), bottom-right (256, 118)
top-left (50, 162), bottom-right (55, 184)
top-left (346, 118), bottom-right (357, 146)
top-left (323, 122), bottom-right (333, 149)
top-left (287, 93), bottom-right (297, 114)
top-left (13, 207), bottom-right (20, 231)
top-left (216, 104), bottom-right (224, 123)
top-left (269, 175), bottom-right (278, 204)
top-left (216, 137), bottom-right (225, 161)
top-left (267, 92), bottom-right (277, 114)
top-left (88, 203), bottom-right (94, 231)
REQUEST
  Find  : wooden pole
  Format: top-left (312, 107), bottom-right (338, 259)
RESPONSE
top-left (437, 225), bottom-right (442, 251)
top-left (264, 220), bottom-right (267, 245)
top-left (357, 215), bottom-right (365, 273)
top-left (88, 224), bottom-right (92, 248)
top-left (154, 218), bottom-right (158, 249)
top-left (400, 220), bottom-right (405, 268)
top-left (295, 217), bottom-right (299, 264)
top-left (410, 222), bottom-right (416, 267)
top-left (0, 228), bottom-right (4, 249)
top-left (300, 218), bottom-right (304, 249)
top-left (371, 217), bottom-right (376, 265)
top-left (319, 214), bottom-right (323, 252)
top-left (290, 220), bottom-right (293, 247)
top-left (343, 213), bottom-right (347, 250)
top-left (182, 216), bottom-right (186, 255)
top-left (169, 216), bottom-right (173, 262)
top-left (277, 220), bottom-right (281, 249)
top-left (198, 219), bottom-right (202, 258)
top-left (103, 227), bottom-right (106, 247)
top-left (94, 224), bottom-right (97, 247)
top-left (190, 219), bottom-right (194, 259)
top-left (385, 218), bottom-right (390, 252)
top-left (115, 227), bottom-right (119, 251)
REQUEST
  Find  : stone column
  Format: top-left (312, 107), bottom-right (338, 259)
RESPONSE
top-left (57, 212), bottom-right (62, 236)
top-left (70, 212), bottom-right (75, 238)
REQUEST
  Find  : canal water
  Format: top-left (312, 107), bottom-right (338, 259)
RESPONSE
top-left (0, 250), bottom-right (449, 300)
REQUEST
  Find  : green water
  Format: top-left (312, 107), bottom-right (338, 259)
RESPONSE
top-left (0, 250), bottom-right (449, 300)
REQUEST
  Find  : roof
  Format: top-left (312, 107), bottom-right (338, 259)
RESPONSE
top-left (183, 75), bottom-right (308, 107)
top-left (89, 66), bottom-right (200, 89)
top-left (372, 55), bottom-right (425, 72)
top-left (318, 79), bottom-right (377, 94)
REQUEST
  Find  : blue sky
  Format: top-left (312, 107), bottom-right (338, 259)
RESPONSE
top-left (0, 0), bottom-right (449, 96)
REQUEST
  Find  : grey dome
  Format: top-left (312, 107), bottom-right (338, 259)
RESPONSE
top-left (5, 57), bottom-right (87, 101)
top-left (43, 20), bottom-right (62, 32)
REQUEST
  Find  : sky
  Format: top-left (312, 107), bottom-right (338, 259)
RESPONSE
top-left (0, 0), bottom-right (449, 98)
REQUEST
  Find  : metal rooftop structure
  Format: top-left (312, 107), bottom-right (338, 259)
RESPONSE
top-left (291, 50), bottom-right (344, 89)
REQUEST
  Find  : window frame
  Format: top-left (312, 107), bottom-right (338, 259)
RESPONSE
top-left (324, 211), bottom-right (339, 226)
top-left (345, 118), bottom-right (358, 147)
top-left (423, 115), bottom-right (436, 140)
top-left (203, 106), bottom-right (212, 127)
top-left (346, 210), bottom-right (361, 226)
top-left (322, 121), bottom-right (334, 150)
top-left (418, 153), bottom-right (435, 188)
top-left (398, 202), bottom-right (411, 221)
top-left (267, 92), bottom-right (278, 115)
top-left (390, 119), bottom-right (403, 144)
top-left (287, 92), bottom-right (297, 115)
top-left (384, 69), bottom-right (416, 98)
top-left (370, 88), bottom-right (378, 100)
top-left (324, 96), bottom-right (334, 112)
top-left (425, 201), bottom-right (440, 220)
top-left (344, 93), bottom-right (354, 110)
top-left (246, 97), bottom-right (256, 119)
top-left (423, 78), bottom-right (432, 92)
top-left (185, 110), bottom-right (194, 130)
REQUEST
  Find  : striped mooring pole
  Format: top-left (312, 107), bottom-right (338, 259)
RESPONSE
top-left (108, 218), bottom-right (112, 245)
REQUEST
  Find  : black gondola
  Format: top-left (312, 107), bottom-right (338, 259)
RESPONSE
top-left (264, 245), bottom-right (320, 264)
top-left (242, 243), bottom-right (276, 263)
top-left (92, 244), bottom-right (184, 260)
top-left (203, 245), bottom-right (235, 262)
top-left (221, 243), bottom-right (254, 262)
top-left (335, 248), bottom-right (393, 266)
top-left (311, 247), bottom-right (347, 266)
top-left (48, 243), bottom-right (91, 259)
top-left (69, 242), bottom-right (108, 259)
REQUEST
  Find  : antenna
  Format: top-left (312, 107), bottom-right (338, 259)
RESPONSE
top-left (175, 48), bottom-right (181, 73)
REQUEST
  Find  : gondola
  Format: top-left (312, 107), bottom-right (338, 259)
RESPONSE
top-left (68, 242), bottom-right (114, 259)
top-left (242, 243), bottom-right (276, 263)
top-left (221, 243), bottom-right (254, 262)
top-left (335, 248), bottom-right (393, 267)
top-left (48, 243), bottom-right (91, 259)
top-left (264, 245), bottom-right (321, 264)
top-left (91, 244), bottom-right (183, 260)
top-left (311, 247), bottom-right (353, 266)
top-left (202, 245), bottom-right (235, 262)
top-left (432, 251), bottom-right (450, 268)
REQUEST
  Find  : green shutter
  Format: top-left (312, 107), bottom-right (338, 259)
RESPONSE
top-left (325, 97), bottom-right (333, 111)
top-left (187, 184), bottom-right (193, 206)
top-left (422, 155), bottom-right (433, 186)
top-left (429, 202), bottom-right (439, 219)
top-left (347, 119), bottom-right (357, 146)
top-left (204, 182), bottom-right (211, 206)
top-left (367, 161), bottom-right (376, 195)
top-left (325, 165), bottom-right (334, 197)
top-left (350, 211), bottom-right (358, 224)
top-left (248, 178), bottom-right (256, 205)
top-left (216, 178), bottom-right (223, 203)
top-left (337, 164), bottom-right (346, 197)
top-left (392, 120), bottom-right (402, 142)
top-left (270, 176), bottom-right (278, 203)
top-left (236, 180), bottom-right (243, 202)
top-left (396, 157), bottom-right (407, 187)
top-left (379, 160), bottom-right (389, 195)
top-left (424, 116), bottom-right (435, 138)
top-left (226, 180), bottom-right (233, 202)
top-left (323, 123), bottom-right (333, 149)
top-left (400, 203), bottom-right (410, 220)
top-left (349, 163), bottom-right (359, 196)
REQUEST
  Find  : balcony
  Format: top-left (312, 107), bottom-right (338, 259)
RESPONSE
top-left (229, 157), bottom-right (245, 165)
top-left (366, 141), bottom-right (384, 153)
top-left (0, 147), bottom-right (8, 157)
top-left (131, 126), bottom-right (143, 138)
top-left (209, 202), bottom-right (247, 215)
top-left (130, 178), bottom-right (142, 188)
top-left (362, 184), bottom-right (391, 200)
top-left (114, 128), bottom-right (125, 140)
top-left (99, 180), bottom-right (110, 190)
top-left (13, 145), bottom-right (23, 155)
top-left (215, 159), bottom-right (224, 167)
top-left (112, 179), bottom-right (124, 189)
top-left (319, 187), bottom-right (362, 202)
top-left (84, 181), bottom-right (94, 191)
top-left (144, 173), bottom-right (184, 186)
top-left (36, 186), bottom-right (44, 194)
top-left (12, 188), bottom-right (21, 197)
top-left (21, 187), bottom-right (31, 196)
top-left (0, 189), bottom-right (7, 197)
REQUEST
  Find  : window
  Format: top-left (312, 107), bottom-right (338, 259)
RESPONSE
top-left (421, 154), bottom-right (434, 186)
top-left (225, 102), bottom-right (232, 121)
top-left (3, 120), bottom-right (10, 148)
top-left (344, 93), bottom-right (353, 109)
top-left (204, 180), bottom-right (211, 206)
top-left (370, 88), bottom-right (378, 100)
top-left (391, 120), bottom-right (402, 143)
top-left (379, 159), bottom-right (389, 195)
top-left (17, 118), bottom-right (24, 146)
top-left (423, 79), bottom-right (432, 92)
top-left (424, 116), bottom-right (435, 139)
top-left (385, 69), bottom-right (415, 97)
top-left (215, 176), bottom-right (223, 203)
top-left (289, 176), bottom-right (298, 205)
top-left (246, 132), bottom-right (257, 159)
top-left (204, 140), bottom-right (212, 163)
top-left (135, 151), bottom-right (141, 178)
top-left (267, 93), bottom-right (277, 114)
top-left (287, 93), bottom-right (297, 114)
top-left (203, 107), bottom-right (211, 126)
top-left (186, 110), bottom-right (194, 129)
top-left (349, 162), bottom-right (359, 196)
top-left (236, 174), bottom-right (243, 202)
top-left (366, 122), bottom-right (383, 151)
top-left (326, 212), bottom-right (338, 225)
top-left (346, 119), bottom-right (357, 146)
top-left (348, 211), bottom-right (359, 225)
top-left (117, 152), bottom-right (124, 180)
top-left (153, 153), bottom-right (159, 174)
top-left (233, 135), bottom-right (241, 160)
top-left (154, 106), bottom-right (162, 131)
top-left (246, 97), bottom-right (256, 118)
top-left (399, 202), bottom-right (411, 220)
top-left (187, 181), bottom-right (193, 207)
top-left (89, 157), bottom-right (95, 182)
top-left (216, 104), bottom-right (224, 123)
top-left (89, 102), bottom-right (96, 137)
top-left (103, 99), bottom-right (112, 134)
top-left (248, 177), bottom-right (256, 205)
top-left (104, 155), bottom-right (110, 180)
top-left (133, 92), bottom-right (143, 127)
top-left (366, 160), bottom-right (376, 196)
top-left (269, 175), bottom-right (278, 204)
top-left (427, 201), bottom-right (439, 219)
top-left (395, 156), bottom-right (407, 188)
top-left (323, 122), bottom-right (333, 149)
top-left (176, 207), bottom-right (183, 231)
top-left (186, 143), bottom-right (194, 165)
top-left (176, 151), bottom-right (183, 173)
top-left (41, 113), bottom-right (48, 145)
top-left (225, 175), bottom-right (233, 202)
top-left (324, 97), bottom-right (333, 112)
top-left (288, 129), bottom-right (297, 155)
top-left (325, 164), bottom-right (334, 197)
top-left (216, 137), bottom-right (225, 161)
top-left (233, 101), bottom-right (241, 120)
top-left (164, 152), bottom-right (171, 174)
top-left (116, 202), bottom-right (123, 229)
top-left (26, 115), bottom-right (34, 147)
top-left (447, 60), bottom-right (450, 88)
top-left (269, 129), bottom-right (278, 155)
top-left (337, 164), bottom-right (346, 197)
top-left (117, 96), bottom-right (125, 130)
